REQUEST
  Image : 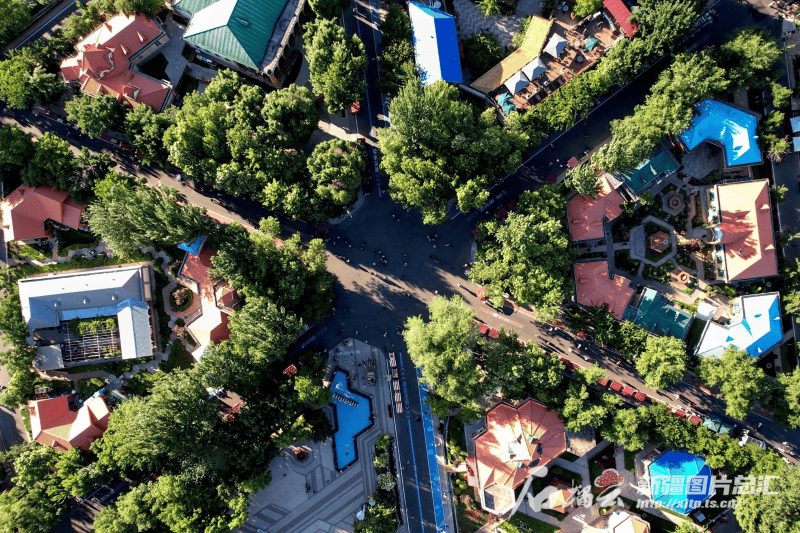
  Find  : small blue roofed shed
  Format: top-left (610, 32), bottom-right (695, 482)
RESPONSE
top-left (179, 235), bottom-right (206, 256)
top-left (408, 2), bottom-right (462, 86)
top-left (648, 450), bottom-right (713, 514)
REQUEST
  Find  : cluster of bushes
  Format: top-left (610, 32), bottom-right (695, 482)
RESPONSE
top-left (356, 435), bottom-right (398, 533)
top-left (68, 317), bottom-right (116, 337)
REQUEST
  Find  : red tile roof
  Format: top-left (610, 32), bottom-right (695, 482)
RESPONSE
top-left (181, 247), bottom-right (216, 302)
top-left (567, 174), bottom-right (624, 242)
top-left (715, 180), bottom-right (778, 282)
top-left (574, 261), bottom-right (635, 320)
top-left (28, 395), bottom-right (109, 452)
top-left (1, 185), bottom-right (84, 242)
top-left (474, 400), bottom-right (566, 493)
top-left (603, 0), bottom-right (639, 38)
top-left (60, 13), bottom-right (173, 111)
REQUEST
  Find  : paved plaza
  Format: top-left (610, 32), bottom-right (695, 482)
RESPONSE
top-left (239, 340), bottom-right (406, 533)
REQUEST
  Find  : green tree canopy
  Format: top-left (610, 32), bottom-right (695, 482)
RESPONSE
top-left (295, 356), bottom-right (333, 409)
top-left (197, 297), bottom-right (305, 398)
top-left (84, 183), bottom-right (205, 258)
top-left (0, 51), bottom-right (65, 110)
top-left (261, 84), bottom-right (320, 148)
top-left (65, 93), bottom-right (126, 137)
top-left (304, 19), bottom-right (367, 113)
top-left (306, 139), bottom-right (365, 216)
top-left (574, 0), bottom-right (602, 18)
top-left (124, 103), bottom-right (174, 165)
top-left (0, 124), bottom-right (33, 167)
top-left (697, 347), bottom-right (767, 420)
top-left (21, 133), bottom-right (79, 194)
top-left (378, 80), bottom-right (527, 223)
top-left (376, 6), bottom-right (416, 95)
top-left (209, 219), bottom-right (333, 322)
top-left (469, 185), bottom-right (573, 321)
top-left (0, 0), bottom-right (30, 48)
top-left (717, 27), bottom-right (782, 90)
top-left (734, 462), bottom-right (797, 533)
top-left (403, 295), bottom-right (482, 417)
top-left (564, 162), bottom-right (600, 198)
top-left (113, 0), bottom-right (166, 16)
top-left (307, 0), bottom-right (350, 19)
top-left (479, 330), bottom-right (564, 404)
top-left (635, 336), bottom-right (687, 390)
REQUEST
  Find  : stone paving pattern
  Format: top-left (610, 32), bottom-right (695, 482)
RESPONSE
top-left (452, 0), bottom-right (523, 48)
top-left (241, 339), bottom-right (409, 533)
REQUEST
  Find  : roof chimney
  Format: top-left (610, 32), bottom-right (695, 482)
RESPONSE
top-left (137, 31), bottom-right (145, 42)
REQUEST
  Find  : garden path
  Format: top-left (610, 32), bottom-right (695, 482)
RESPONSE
top-left (452, 0), bottom-right (523, 48)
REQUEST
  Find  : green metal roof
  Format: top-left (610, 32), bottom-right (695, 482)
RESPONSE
top-left (633, 288), bottom-right (693, 340)
top-left (614, 147), bottom-right (679, 194)
top-left (174, 0), bottom-right (218, 15)
top-left (183, 0), bottom-right (288, 70)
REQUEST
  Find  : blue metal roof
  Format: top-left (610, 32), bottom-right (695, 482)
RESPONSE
top-left (679, 99), bottom-right (762, 167)
top-left (178, 235), bottom-right (206, 256)
top-left (696, 293), bottom-right (782, 358)
top-left (648, 450), bottom-right (713, 514)
top-left (408, 2), bottom-right (462, 86)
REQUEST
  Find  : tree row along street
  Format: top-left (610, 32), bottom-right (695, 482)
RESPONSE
top-left (0, 0), bottom-right (796, 531)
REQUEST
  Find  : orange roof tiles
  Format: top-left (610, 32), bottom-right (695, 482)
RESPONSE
top-left (474, 399), bottom-right (566, 493)
top-left (28, 395), bottom-right (109, 452)
top-left (574, 261), bottom-right (634, 320)
top-left (1, 185), bottom-right (84, 243)
top-left (181, 247), bottom-right (217, 302)
top-left (180, 247), bottom-right (232, 356)
top-left (715, 180), bottom-right (777, 282)
top-left (59, 13), bottom-right (173, 111)
top-left (567, 174), bottom-right (624, 241)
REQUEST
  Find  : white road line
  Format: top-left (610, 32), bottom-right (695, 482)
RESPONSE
top-left (16, 0), bottom-right (78, 49)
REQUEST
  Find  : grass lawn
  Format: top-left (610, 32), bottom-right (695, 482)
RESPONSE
top-left (161, 341), bottom-right (194, 372)
top-left (624, 449), bottom-right (636, 472)
top-left (9, 241), bottom-right (49, 260)
top-left (454, 501), bottom-right (491, 533)
top-left (55, 228), bottom-right (98, 254)
top-left (685, 319), bottom-right (707, 352)
top-left (77, 377), bottom-right (106, 399)
top-left (589, 459), bottom-right (603, 491)
top-left (500, 513), bottom-right (560, 533)
top-left (620, 497), bottom-right (681, 533)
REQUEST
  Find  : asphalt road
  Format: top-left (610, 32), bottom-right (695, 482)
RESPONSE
top-left (0, 0), bottom-right (795, 529)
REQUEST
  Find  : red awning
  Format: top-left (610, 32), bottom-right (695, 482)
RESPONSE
top-left (675, 410), bottom-right (687, 419)
top-left (622, 386), bottom-right (635, 397)
top-left (634, 392), bottom-right (647, 402)
top-left (545, 173), bottom-right (557, 183)
top-left (609, 381), bottom-right (623, 392)
top-left (488, 328), bottom-right (500, 339)
top-left (479, 323), bottom-right (490, 335)
top-left (689, 415), bottom-right (702, 426)
top-left (567, 157), bottom-right (579, 169)
top-left (597, 378), bottom-right (610, 387)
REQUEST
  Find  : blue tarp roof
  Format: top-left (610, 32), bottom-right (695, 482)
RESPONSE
top-left (696, 293), bottom-right (782, 358)
top-left (679, 99), bottom-right (762, 167)
top-left (649, 450), bottom-right (713, 514)
top-left (408, 2), bottom-right (462, 86)
top-left (178, 235), bottom-right (206, 256)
